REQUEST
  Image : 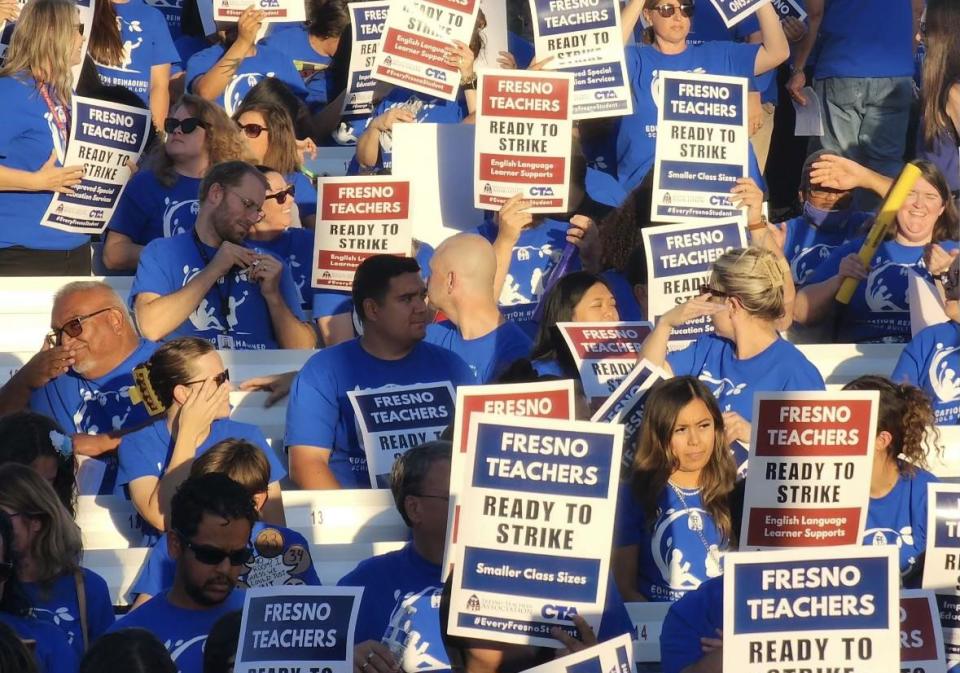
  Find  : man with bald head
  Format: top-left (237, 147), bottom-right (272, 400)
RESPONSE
top-left (0, 280), bottom-right (158, 493)
top-left (425, 234), bottom-right (532, 383)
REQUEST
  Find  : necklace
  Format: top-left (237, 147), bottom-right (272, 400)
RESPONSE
top-left (667, 480), bottom-right (723, 569)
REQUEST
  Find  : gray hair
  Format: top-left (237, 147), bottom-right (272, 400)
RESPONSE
top-left (390, 440), bottom-right (452, 527)
top-left (53, 281), bottom-right (134, 327)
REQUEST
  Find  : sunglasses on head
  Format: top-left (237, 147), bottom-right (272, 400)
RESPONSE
top-left (47, 306), bottom-right (114, 346)
top-left (265, 185), bottom-right (295, 205)
top-left (184, 369), bottom-right (230, 387)
top-left (237, 122), bottom-right (268, 139)
top-left (176, 531), bottom-right (252, 566)
top-left (164, 117), bottom-right (207, 135)
top-left (651, 1), bottom-right (694, 18)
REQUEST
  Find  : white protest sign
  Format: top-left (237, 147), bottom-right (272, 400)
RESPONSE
top-left (909, 271), bottom-right (949, 337)
top-left (723, 546), bottom-right (900, 673)
top-left (372, 0), bottom-right (480, 101)
top-left (342, 1), bottom-right (389, 118)
top-left (349, 381), bottom-right (456, 488)
top-left (652, 71), bottom-right (749, 224)
top-left (444, 380), bottom-right (577, 578)
top-left (234, 586), bottom-right (362, 673)
top-left (528, 0), bottom-right (632, 120)
top-left (770, 0), bottom-right (805, 21)
top-left (901, 589), bottom-right (948, 673)
top-left (556, 321), bottom-right (652, 408)
top-left (707, 0), bottom-right (769, 28)
top-left (922, 484), bottom-right (960, 672)
top-left (448, 413), bottom-right (623, 646)
top-left (476, 0), bottom-right (508, 68)
top-left (41, 98), bottom-right (150, 235)
top-left (311, 176), bottom-right (412, 291)
top-left (213, 0), bottom-right (305, 22)
top-left (519, 633), bottom-right (634, 673)
top-left (739, 391), bottom-right (878, 551)
top-left (475, 70), bottom-right (573, 212)
top-left (641, 220), bottom-right (746, 344)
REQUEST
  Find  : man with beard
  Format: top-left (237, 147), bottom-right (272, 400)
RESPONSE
top-left (130, 160), bottom-right (315, 349)
top-left (107, 473), bottom-right (256, 673)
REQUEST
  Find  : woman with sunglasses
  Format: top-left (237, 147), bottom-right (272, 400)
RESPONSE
top-left (0, 0), bottom-right (88, 276)
top-left (0, 510), bottom-right (78, 673)
top-left (639, 247), bottom-right (824, 475)
top-left (612, 0), bottom-right (788, 195)
top-left (0, 465), bottom-right (113, 660)
top-left (233, 100), bottom-right (317, 227)
top-left (117, 337), bottom-right (287, 534)
top-left (102, 95), bottom-right (252, 271)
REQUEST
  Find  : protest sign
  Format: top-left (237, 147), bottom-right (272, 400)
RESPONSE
top-left (520, 633), bottom-right (634, 673)
top-left (641, 220), bottom-right (746, 344)
top-left (476, 0), bottom-right (507, 68)
top-left (528, 0), bottom-right (632, 120)
top-left (372, 0), bottom-right (480, 101)
top-left (770, 0), bottom-right (806, 21)
top-left (922, 484), bottom-right (960, 672)
top-left (41, 98), bottom-right (150, 235)
top-left (901, 590), bottom-right (948, 673)
top-left (707, 0), bottom-right (768, 28)
top-left (723, 546), bottom-right (900, 673)
top-left (234, 586), bottom-right (362, 673)
top-left (213, 0), bottom-right (305, 22)
top-left (447, 413), bottom-right (623, 646)
top-left (342, 1), bottom-right (389, 117)
top-left (651, 71), bottom-right (749, 223)
top-left (739, 391), bottom-right (879, 551)
top-left (349, 381), bottom-right (456, 487)
top-left (590, 359), bottom-right (668, 470)
top-left (474, 70), bottom-right (573, 212)
top-left (311, 176), bottom-right (412, 291)
top-left (556, 321), bottom-right (652, 408)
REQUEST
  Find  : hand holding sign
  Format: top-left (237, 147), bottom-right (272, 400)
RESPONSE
top-left (33, 152), bottom-right (85, 194)
top-left (236, 7), bottom-right (265, 45)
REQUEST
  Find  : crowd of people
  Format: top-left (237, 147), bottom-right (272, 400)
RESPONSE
top-left (0, 0), bottom-right (957, 671)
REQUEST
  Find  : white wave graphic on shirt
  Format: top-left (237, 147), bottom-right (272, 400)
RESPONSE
top-left (162, 198), bottom-right (199, 237)
top-left (790, 243), bottom-right (835, 284)
top-left (180, 265), bottom-right (249, 333)
top-left (651, 506), bottom-right (722, 593)
top-left (864, 261), bottom-right (913, 312)
top-left (930, 342), bottom-right (960, 403)
top-left (225, 72), bottom-right (273, 116)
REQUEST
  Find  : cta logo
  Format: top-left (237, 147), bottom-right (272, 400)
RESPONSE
top-left (594, 90), bottom-right (616, 100)
top-left (88, 209), bottom-right (105, 220)
top-left (541, 604), bottom-right (579, 620)
top-left (709, 195), bottom-right (732, 206)
top-left (529, 186), bottom-right (555, 196)
top-left (425, 67), bottom-right (448, 81)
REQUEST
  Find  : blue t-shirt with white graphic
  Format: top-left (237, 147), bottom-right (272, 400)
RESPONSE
top-left (863, 466), bottom-right (937, 585)
top-left (248, 227), bottom-right (314, 311)
top-left (130, 232), bottom-right (306, 348)
top-left (780, 210), bottom-right (872, 286)
top-left (186, 43), bottom-right (308, 115)
top-left (0, 74), bottom-right (87, 251)
top-left (805, 238), bottom-right (960, 343)
top-left (816, 0), bottom-right (914, 79)
top-left (23, 568), bottom-right (115, 659)
top-left (659, 576), bottom-right (723, 673)
top-left (132, 520), bottom-right (320, 599)
top-left (285, 339), bottom-right (473, 487)
top-left (107, 590), bottom-right (246, 673)
top-left (107, 171), bottom-right (201, 245)
top-left (892, 321), bottom-right (960, 425)
top-left (0, 612), bottom-right (78, 673)
top-left (94, 0), bottom-right (179, 104)
top-left (424, 320), bottom-right (532, 383)
top-left (260, 24), bottom-right (336, 110)
top-left (615, 483), bottom-right (726, 602)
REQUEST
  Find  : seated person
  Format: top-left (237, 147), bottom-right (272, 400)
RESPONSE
top-left (0, 412), bottom-right (76, 517)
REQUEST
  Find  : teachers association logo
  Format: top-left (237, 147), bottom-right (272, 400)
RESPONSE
top-left (465, 595), bottom-right (481, 612)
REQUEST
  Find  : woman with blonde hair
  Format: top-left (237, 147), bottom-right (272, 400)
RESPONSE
top-left (0, 464), bottom-right (113, 658)
top-left (0, 0), bottom-right (87, 275)
top-left (613, 376), bottom-right (736, 602)
top-left (102, 94), bottom-right (252, 271)
top-left (639, 247), bottom-right (824, 473)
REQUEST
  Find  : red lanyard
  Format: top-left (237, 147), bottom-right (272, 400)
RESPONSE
top-left (37, 82), bottom-right (69, 154)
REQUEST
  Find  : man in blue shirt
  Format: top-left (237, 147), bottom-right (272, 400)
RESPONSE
top-left (131, 161), bottom-right (316, 350)
top-left (108, 473), bottom-right (256, 673)
top-left (425, 234), bottom-right (532, 383)
top-left (285, 255), bottom-right (473, 488)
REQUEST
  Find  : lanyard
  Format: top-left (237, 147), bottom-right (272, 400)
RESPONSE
top-left (37, 83), bottom-right (69, 161)
top-left (191, 229), bottom-right (234, 336)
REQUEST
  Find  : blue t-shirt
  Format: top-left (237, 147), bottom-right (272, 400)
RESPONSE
top-left (805, 238), bottom-right (960, 343)
top-left (599, 270), bottom-right (644, 321)
top-left (260, 25), bottom-right (336, 110)
top-left (107, 171), bottom-right (201, 245)
top-left (289, 171), bottom-right (318, 217)
top-left (892, 321), bottom-right (960, 425)
top-left (815, 0), bottom-right (914, 79)
top-left (863, 466), bottom-right (937, 584)
top-left (132, 521), bottom-right (320, 598)
top-left (186, 43), bottom-right (308, 115)
top-left (130, 232), bottom-right (306, 348)
top-left (424, 320), bottom-right (532, 383)
top-left (143, 0), bottom-right (182, 39)
top-left (0, 612), bottom-right (79, 673)
top-left (94, 0), bottom-right (179, 104)
top-left (0, 74), bottom-right (87, 251)
top-left (23, 569), bottom-right (115, 659)
top-left (107, 590), bottom-right (246, 673)
top-left (780, 210), bottom-right (873, 286)
top-left (284, 339), bottom-right (473, 487)
top-left (615, 483), bottom-right (726, 602)
top-left (659, 576), bottom-right (723, 673)
top-left (248, 227), bottom-right (314, 311)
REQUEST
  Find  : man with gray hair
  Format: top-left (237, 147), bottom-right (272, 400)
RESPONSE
top-left (0, 280), bottom-right (158, 493)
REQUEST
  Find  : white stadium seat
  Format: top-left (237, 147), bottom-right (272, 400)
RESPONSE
top-left (283, 489), bottom-right (408, 544)
top-left (627, 601), bottom-right (672, 663)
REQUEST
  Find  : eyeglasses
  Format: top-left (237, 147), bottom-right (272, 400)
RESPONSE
top-left (699, 285), bottom-right (729, 300)
top-left (48, 307), bottom-right (114, 346)
top-left (176, 531), bottom-right (252, 566)
top-left (225, 189), bottom-right (265, 222)
top-left (651, 2), bottom-right (694, 18)
top-left (183, 369), bottom-right (230, 387)
top-left (237, 122), bottom-right (268, 139)
top-left (164, 117), bottom-right (207, 135)
top-left (264, 185), bottom-right (295, 205)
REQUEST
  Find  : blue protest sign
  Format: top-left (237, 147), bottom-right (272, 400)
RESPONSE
top-left (707, 0), bottom-right (768, 28)
top-left (342, 1), bottom-right (389, 117)
top-left (770, 0), bottom-right (806, 22)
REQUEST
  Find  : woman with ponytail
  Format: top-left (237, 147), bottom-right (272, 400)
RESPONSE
top-left (118, 337), bottom-right (286, 533)
top-left (843, 375), bottom-right (942, 585)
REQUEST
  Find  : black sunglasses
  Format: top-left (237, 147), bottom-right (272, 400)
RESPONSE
top-left (238, 122), bottom-right (268, 139)
top-left (164, 117), bottom-right (207, 134)
top-left (184, 369), bottom-right (230, 387)
top-left (265, 185), bottom-right (295, 205)
top-left (176, 531), bottom-right (252, 566)
top-left (48, 307), bottom-right (114, 346)
top-left (651, 2), bottom-right (694, 18)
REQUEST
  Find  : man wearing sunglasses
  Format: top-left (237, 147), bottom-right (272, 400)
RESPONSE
top-left (107, 473), bottom-right (256, 673)
top-left (131, 160), bottom-right (316, 350)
